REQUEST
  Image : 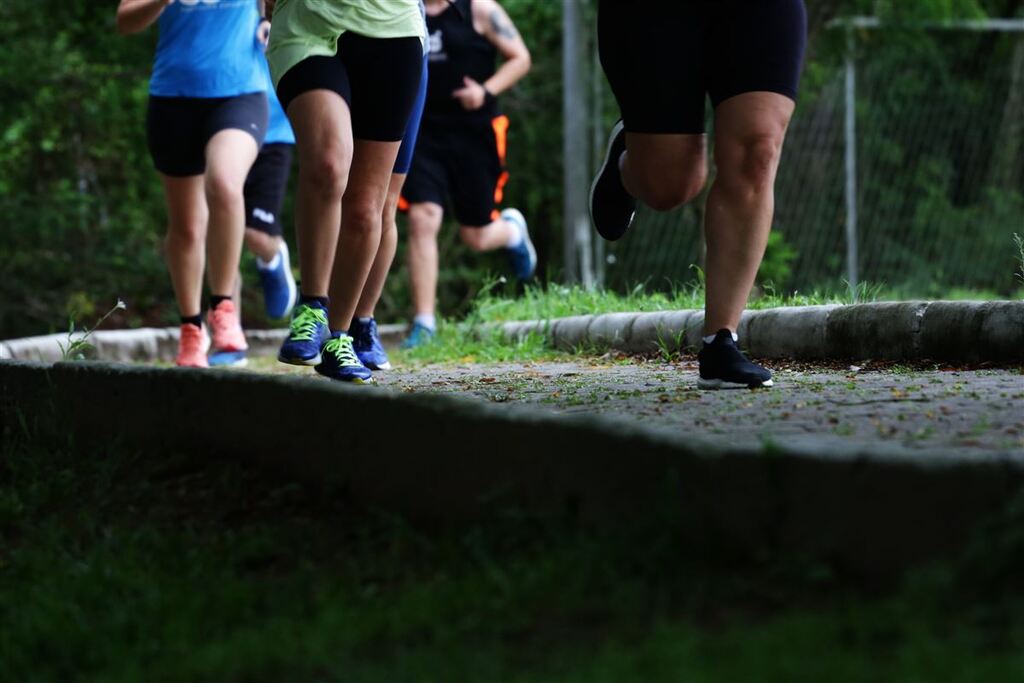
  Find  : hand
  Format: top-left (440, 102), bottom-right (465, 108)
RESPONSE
top-left (257, 17), bottom-right (271, 47)
top-left (452, 76), bottom-right (487, 111)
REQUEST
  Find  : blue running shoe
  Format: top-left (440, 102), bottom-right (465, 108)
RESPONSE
top-left (315, 332), bottom-right (374, 384)
top-left (257, 240), bottom-right (298, 319)
top-left (502, 208), bottom-right (537, 280)
top-left (400, 321), bottom-right (436, 350)
top-left (278, 302), bottom-right (329, 366)
top-left (351, 317), bottom-right (392, 370)
top-left (697, 329), bottom-right (774, 390)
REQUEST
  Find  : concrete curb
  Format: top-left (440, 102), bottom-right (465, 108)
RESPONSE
top-left (3, 359), bottom-right (1023, 578)
top-left (0, 324), bottom-right (408, 363)
top-left (500, 301), bottom-right (1024, 362)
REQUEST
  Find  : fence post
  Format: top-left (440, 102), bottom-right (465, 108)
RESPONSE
top-left (562, 0), bottom-right (593, 286)
top-left (844, 24), bottom-right (860, 296)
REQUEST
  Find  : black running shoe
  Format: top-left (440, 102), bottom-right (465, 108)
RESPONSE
top-left (697, 329), bottom-right (774, 390)
top-left (590, 120), bottom-right (636, 241)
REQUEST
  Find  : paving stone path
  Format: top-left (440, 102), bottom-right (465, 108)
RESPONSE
top-left (257, 357), bottom-right (1024, 456)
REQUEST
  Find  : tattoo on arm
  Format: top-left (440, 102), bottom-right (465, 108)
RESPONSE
top-left (489, 9), bottom-right (518, 41)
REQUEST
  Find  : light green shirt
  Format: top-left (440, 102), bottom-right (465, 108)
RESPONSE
top-left (267, 0), bottom-right (425, 87)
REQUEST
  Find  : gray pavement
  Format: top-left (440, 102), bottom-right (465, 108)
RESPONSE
top-left (261, 357), bottom-right (1024, 456)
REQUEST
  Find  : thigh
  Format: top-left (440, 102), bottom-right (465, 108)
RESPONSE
top-left (708, 0), bottom-right (807, 107)
top-left (205, 92), bottom-right (269, 149)
top-left (625, 132), bottom-right (707, 188)
top-left (244, 144), bottom-right (294, 235)
top-left (597, 0), bottom-right (708, 135)
top-left (277, 55), bottom-right (353, 116)
top-left (287, 88), bottom-right (354, 179)
top-left (337, 32), bottom-right (425, 142)
top-left (147, 97), bottom-right (208, 177)
top-left (448, 122), bottom-right (503, 228)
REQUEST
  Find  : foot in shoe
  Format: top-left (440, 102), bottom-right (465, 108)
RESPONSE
top-left (315, 332), bottom-right (374, 384)
top-left (351, 317), bottom-right (392, 371)
top-left (278, 302), bottom-right (330, 366)
top-left (208, 300), bottom-right (248, 353)
top-left (257, 240), bottom-right (298, 320)
top-left (697, 329), bottom-right (774, 390)
top-left (589, 120), bottom-right (636, 241)
top-left (176, 323), bottom-right (210, 368)
top-left (502, 208), bottom-right (537, 280)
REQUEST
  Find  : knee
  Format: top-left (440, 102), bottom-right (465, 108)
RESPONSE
top-left (305, 153), bottom-right (350, 202)
top-left (205, 173), bottom-right (244, 213)
top-left (166, 217), bottom-right (205, 248)
top-left (720, 134), bottom-right (784, 194)
top-left (459, 227), bottom-right (487, 252)
top-left (645, 171), bottom-right (707, 211)
top-left (343, 202), bottom-right (382, 240)
top-left (408, 204), bottom-right (442, 239)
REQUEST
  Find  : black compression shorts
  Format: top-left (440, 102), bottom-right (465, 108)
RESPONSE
top-left (146, 92), bottom-right (268, 177)
top-left (401, 116), bottom-right (510, 228)
top-left (598, 0), bottom-right (807, 135)
top-left (244, 143), bottom-right (294, 237)
top-left (276, 33), bottom-right (424, 142)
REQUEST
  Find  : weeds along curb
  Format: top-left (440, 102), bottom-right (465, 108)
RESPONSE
top-left (0, 324), bottom-right (408, 363)
top-left (499, 301), bottom-right (1024, 362)
top-left (3, 359), bottom-right (1023, 579)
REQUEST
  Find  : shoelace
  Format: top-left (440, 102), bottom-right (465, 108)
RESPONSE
top-left (289, 306), bottom-right (326, 341)
top-left (323, 335), bottom-right (361, 366)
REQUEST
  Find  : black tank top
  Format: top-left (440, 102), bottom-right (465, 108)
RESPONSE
top-left (424, 0), bottom-right (500, 123)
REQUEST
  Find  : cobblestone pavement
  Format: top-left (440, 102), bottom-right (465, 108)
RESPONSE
top-left (259, 356), bottom-right (1024, 456)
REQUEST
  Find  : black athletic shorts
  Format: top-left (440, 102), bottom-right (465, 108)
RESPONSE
top-left (276, 33), bottom-right (424, 142)
top-left (243, 143), bottom-right (294, 237)
top-left (146, 92), bottom-right (269, 177)
top-left (598, 0), bottom-right (807, 135)
top-left (401, 116), bottom-right (510, 228)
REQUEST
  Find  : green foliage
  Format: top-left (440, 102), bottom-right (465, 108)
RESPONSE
top-left (58, 299), bottom-right (127, 361)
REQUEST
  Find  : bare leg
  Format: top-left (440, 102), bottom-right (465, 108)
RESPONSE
top-left (703, 92), bottom-right (795, 335)
top-left (204, 129), bottom-right (259, 297)
top-left (287, 91), bottom-right (353, 299)
top-left (244, 228), bottom-right (282, 263)
top-left (355, 173), bottom-right (405, 318)
top-left (407, 202), bottom-right (444, 317)
top-left (458, 216), bottom-right (517, 252)
top-left (328, 139), bottom-right (403, 332)
top-left (160, 174), bottom-right (208, 318)
top-left (621, 133), bottom-right (708, 211)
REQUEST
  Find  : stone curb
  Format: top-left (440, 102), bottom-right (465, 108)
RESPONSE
top-left (3, 359), bottom-right (1023, 578)
top-left (0, 324), bottom-right (408, 363)
top-left (500, 301), bottom-right (1024, 362)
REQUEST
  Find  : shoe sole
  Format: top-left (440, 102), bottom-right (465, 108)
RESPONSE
top-left (278, 353), bottom-right (321, 366)
top-left (368, 362), bottom-right (392, 371)
top-left (208, 350), bottom-right (249, 368)
top-left (589, 120), bottom-right (633, 239)
top-left (313, 367), bottom-right (376, 384)
top-left (698, 378), bottom-right (775, 391)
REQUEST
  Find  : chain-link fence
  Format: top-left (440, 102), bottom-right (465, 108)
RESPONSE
top-left (566, 15), bottom-right (1024, 299)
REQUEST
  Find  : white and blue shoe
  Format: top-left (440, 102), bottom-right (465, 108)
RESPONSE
top-left (502, 208), bottom-right (536, 281)
top-left (257, 240), bottom-right (298, 320)
top-left (278, 302), bottom-right (330, 366)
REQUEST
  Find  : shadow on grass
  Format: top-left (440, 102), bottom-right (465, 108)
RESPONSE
top-left (1, 431), bottom-right (1023, 682)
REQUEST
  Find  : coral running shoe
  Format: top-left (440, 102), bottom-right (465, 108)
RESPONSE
top-left (176, 323), bottom-right (210, 368)
top-left (208, 300), bottom-right (248, 354)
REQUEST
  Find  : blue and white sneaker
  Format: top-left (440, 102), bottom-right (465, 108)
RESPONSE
top-left (315, 332), bottom-right (374, 384)
top-left (697, 329), bottom-right (774, 390)
top-left (502, 208), bottom-right (536, 281)
top-left (278, 302), bottom-right (330, 366)
top-left (256, 240), bottom-right (298, 320)
top-left (400, 321), bottom-right (436, 350)
top-left (351, 317), bottom-right (391, 371)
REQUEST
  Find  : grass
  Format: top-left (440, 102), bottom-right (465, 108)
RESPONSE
top-left (2, 434), bottom-right (1024, 682)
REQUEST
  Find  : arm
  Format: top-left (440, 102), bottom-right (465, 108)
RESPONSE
top-left (476, 0), bottom-right (531, 96)
top-left (116, 0), bottom-right (173, 35)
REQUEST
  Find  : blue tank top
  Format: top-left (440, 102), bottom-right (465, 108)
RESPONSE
top-left (260, 58), bottom-right (295, 145)
top-left (150, 0), bottom-right (265, 98)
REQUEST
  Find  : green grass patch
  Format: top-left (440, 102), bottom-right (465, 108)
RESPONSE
top-left (2, 435), bottom-right (1024, 681)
